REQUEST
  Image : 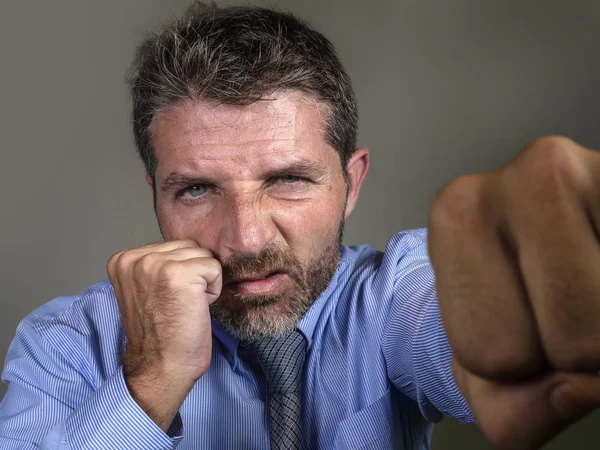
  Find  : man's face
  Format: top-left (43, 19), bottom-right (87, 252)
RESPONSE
top-left (148, 92), bottom-right (368, 340)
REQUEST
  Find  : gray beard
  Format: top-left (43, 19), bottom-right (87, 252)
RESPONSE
top-left (154, 185), bottom-right (347, 342)
top-left (210, 238), bottom-right (342, 342)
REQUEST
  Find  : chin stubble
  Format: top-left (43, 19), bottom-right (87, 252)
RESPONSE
top-left (210, 228), bottom-right (343, 342)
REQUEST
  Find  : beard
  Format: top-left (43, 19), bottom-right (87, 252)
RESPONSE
top-left (210, 224), bottom-right (344, 342)
top-left (155, 185), bottom-right (347, 342)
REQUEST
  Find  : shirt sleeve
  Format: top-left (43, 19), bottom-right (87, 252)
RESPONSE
top-left (0, 319), bottom-right (184, 449)
top-left (380, 229), bottom-right (475, 424)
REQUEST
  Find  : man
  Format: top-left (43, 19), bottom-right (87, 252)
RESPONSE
top-left (1, 2), bottom-right (599, 449)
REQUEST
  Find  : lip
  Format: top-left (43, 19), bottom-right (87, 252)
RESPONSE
top-left (227, 272), bottom-right (288, 296)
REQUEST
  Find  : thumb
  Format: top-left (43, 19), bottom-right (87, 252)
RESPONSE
top-left (550, 372), bottom-right (600, 420)
top-left (453, 358), bottom-right (600, 450)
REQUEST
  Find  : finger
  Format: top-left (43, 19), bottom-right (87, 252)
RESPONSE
top-left (579, 146), bottom-right (600, 234)
top-left (106, 250), bottom-right (126, 294)
top-left (550, 371), bottom-right (600, 419)
top-left (499, 139), bottom-right (600, 371)
top-left (135, 239), bottom-right (202, 253)
top-left (169, 257), bottom-right (223, 302)
top-left (453, 359), bottom-right (565, 450)
top-left (116, 240), bottom-right (203, 268)
top-left (428, 173), bottom-right (544, 381)
top-left (107, 244), bottom-right (181, 305)
top-left (141, 247), bottom-right (215, 263)
top-left (131, 248), bottom-right (217, 285)
top-left (110, 241), bottom-right (211, 281)
top-left (453, 358), bottom-right (600, 450)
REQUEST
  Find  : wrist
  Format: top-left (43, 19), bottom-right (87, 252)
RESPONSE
top-left (125, 364), bottom-right (197, 402)
top-left (124, 348), bottom-right (206, 385)
top-left (124, 364), bottom-right (195, 432)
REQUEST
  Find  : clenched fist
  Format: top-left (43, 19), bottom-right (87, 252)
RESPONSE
top-left (106, 239), bottom-right (222, 431)
top-left (428, 136), bottom-right (600, 449)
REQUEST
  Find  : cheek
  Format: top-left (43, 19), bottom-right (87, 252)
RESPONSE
top-left (156, 200), bottom-right (216, 243)
top-left (273, 195), bottom-right (344, 252)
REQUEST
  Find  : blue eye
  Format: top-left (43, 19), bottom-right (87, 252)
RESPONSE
top-left (186, 185), bottom-right (208, 197)
top-left (279, 175), bottom-right (302, 184)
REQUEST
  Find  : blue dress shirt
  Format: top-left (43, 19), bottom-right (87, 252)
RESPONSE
top-left (0, 229), bottom-right (474, 449)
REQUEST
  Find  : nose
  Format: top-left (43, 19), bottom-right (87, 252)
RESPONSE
top-left (218, 196), bottom-right (277, 258)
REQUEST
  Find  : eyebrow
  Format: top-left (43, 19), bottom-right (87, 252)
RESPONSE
top-left (262, 160), bottom-right (329, 181)
top-left (160, 159), bottom-right (329, 194)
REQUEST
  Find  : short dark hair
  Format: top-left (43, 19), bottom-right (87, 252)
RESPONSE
top-left (127, 1), bottom-right (358, 178)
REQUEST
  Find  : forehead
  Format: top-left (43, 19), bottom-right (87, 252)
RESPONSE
top-left (150, 92), bottom-right (335, 178)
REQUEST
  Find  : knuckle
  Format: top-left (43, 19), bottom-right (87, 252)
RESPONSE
top-left (106, 251), bottom-right (122, 276)
top-left (200, 247), bottom-right (215, 258)
top-left (107, 251), bottom-right (121, 266)
top-left (429, 174), bottom-right (485, 234)
top-left (526, 135), bottom-right (575, 154)
top-left (159, 260), bottom-right (182, 281)
top-left (134, 253), bottom-right (156, 277)
top-left (189, 246), bottom-right (214, 259)
top-left (180, 239), bottom-right (200, 249)
top-left (202, 259), bottom-right (223, 284)
top-left (114, 251), bottom-right (135, 275)
top-left (205, 257), bottom-right (222, 273)
top-left (519, 135), bottom-right (583, 192)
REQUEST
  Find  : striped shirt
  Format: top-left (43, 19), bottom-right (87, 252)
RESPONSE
top-left (0, 228), bottom-right (474, 449)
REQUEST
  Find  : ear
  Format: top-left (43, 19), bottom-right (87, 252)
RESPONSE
top-left (145, 174), bottom-right (155, 193)
top-left (344, 147), bottom-right (370, 218)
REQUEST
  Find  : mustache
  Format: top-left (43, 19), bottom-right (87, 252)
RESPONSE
top-left (220, 244), bottom-right (302, 285)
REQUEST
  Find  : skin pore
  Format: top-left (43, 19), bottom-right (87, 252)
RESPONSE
top-left (147, 91), bottom-right (369, 341)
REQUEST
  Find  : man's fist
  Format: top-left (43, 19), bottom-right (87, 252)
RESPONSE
top-left (106, 240), bottom-right (222, 430)
top-left (428, 136), bottom-right (600, 449)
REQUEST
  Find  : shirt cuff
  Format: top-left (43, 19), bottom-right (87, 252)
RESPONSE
top-left (64, 366), bottom-right (184, 449)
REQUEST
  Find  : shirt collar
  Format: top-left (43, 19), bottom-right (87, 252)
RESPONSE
top-left (211, 245), bottom-right (352, 371)
top-left (211, 319), bottom-right (241, 370)
top-left (295, 253), bottom-right (350, 347)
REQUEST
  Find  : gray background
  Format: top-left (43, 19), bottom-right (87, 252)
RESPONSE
top-left (1, 0), bottom-right (599, 448)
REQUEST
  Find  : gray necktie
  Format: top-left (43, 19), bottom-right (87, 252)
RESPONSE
top-left (240, 331), bottom-right (307, 450)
